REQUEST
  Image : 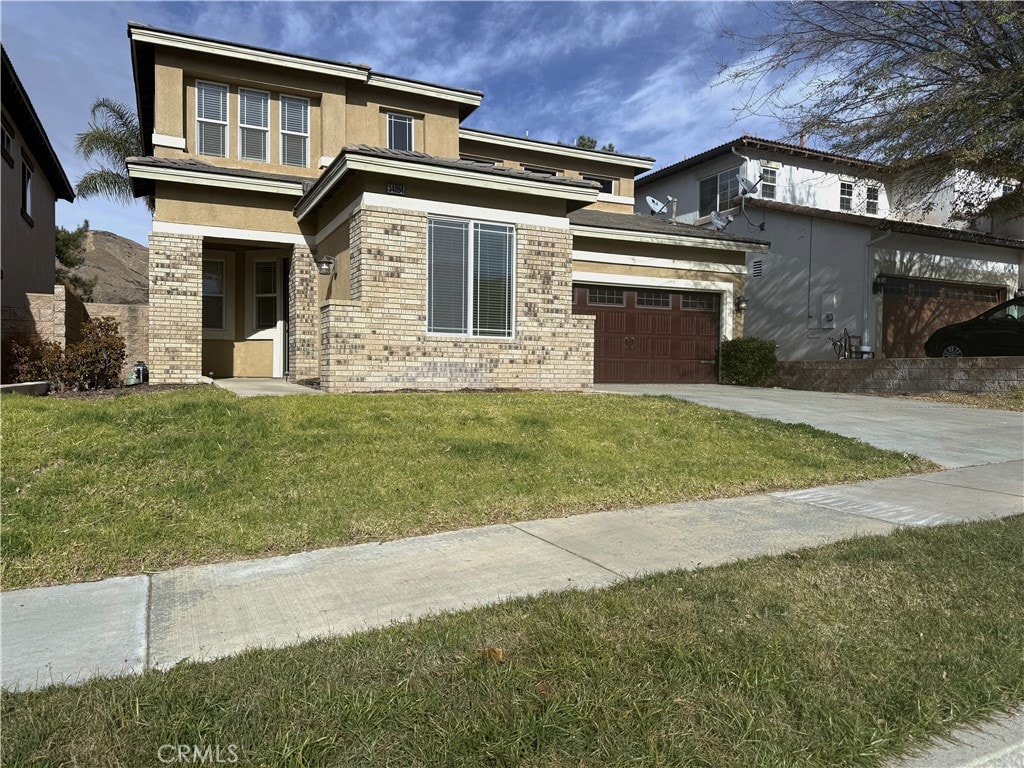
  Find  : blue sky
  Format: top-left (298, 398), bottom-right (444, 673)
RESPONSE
top-left (1, 1), bottom-right (785, 247)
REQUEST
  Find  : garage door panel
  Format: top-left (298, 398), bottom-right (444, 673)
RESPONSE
top-left (573, 284), bottom-right (721, 384)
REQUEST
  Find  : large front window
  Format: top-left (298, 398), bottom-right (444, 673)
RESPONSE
top-left (698, 167), bottom-right (740, 216)
top-left (428, 218), bottom-right (514, 337)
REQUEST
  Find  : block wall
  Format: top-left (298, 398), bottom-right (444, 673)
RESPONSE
top-left (320, 205), bottom-right (594, 392)
top-left (774, 356), bottom-right (1024, 393)
top-left (288, 244), bottom-right (320, 382)
top-left (148, 232), bottom-right (202, 384)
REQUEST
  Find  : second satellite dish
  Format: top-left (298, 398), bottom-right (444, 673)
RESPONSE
top-left (709, 211), bottom-right (733, 231)
top-left (646, 196), bottom-right (667, 215)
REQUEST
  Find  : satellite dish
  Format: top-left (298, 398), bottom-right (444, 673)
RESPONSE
top-left (646, 195), bottom-right (667, 215)
top-left (738, 172), bottom-right (763, 196)
top-left (709, 211), bottom-right (733, 231)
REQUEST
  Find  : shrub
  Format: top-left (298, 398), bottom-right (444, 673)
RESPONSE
top-left (4, 317), bottom-right (126, 391)
top-left (720, 337), bottom-right (778, 386)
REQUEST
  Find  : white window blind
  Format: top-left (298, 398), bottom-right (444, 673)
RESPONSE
top-left (202, 260), bottom-right (225, 330)
top-left (428, 219), bottom-right (513, 337)
top-left (197, 82), bottom-right (228, 157)
top-left (254, 261), bottom-right (278, 330)
top-left (280, 96), bottom-right (308, 167)
top-left (238, 89), bottom-right (268, 162)
top-left (387, 113), bottom-right (413, 151)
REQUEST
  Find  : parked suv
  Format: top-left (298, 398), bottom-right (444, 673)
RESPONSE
top-left (924, 296), bottom-right (1024, 357)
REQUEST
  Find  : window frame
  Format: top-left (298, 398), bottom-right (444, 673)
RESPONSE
top-left (587, 287), bottom-right (625, 306)
top-left (238, 87), bottom-right (270, 163)
top-left (839, 181), bottom-right (854, 212)
top-left (427, 217), bottom-right (515, 339)
top-left (760, 168), bottom-right (777, 200)
top-left (201, 258), bottom-right (226, 331)
top-left (386, 112), bottom-right (414, 152)
top-left (20, 155), bottom-right (33, 225)
top-left (1, 119), bottom-right (13, 167)
top-left (280, 94), bottom-right (310, 168)
top-left (196, 80), bottom-right (229, 158)
top-left (253, 259), bottom-right (279, 330)
top-left (698, 166), bottom-right (741, 217)
top-left (582, 174), bottom-right (615, 194)
top-left (866, 185), bottom-right (880, 215)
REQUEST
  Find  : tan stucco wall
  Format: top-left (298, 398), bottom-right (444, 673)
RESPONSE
top-left (317, 225), bottom-right (350, 301)
top-left (155, 183), bottom-right (304, 234)
top-left (345, 83), bottom-right (461, 158)
top-left (572, 235), bottom-right (747, 267)
top-left (1, 106), bottom-right (58, 313)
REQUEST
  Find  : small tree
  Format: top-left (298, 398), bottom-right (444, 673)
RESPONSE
top-left (55, 219), bottom-right (96, 301)
top-left (75, 98), bottom-right (152, 211)
top-left (574, 134), bottom-right (598, 150)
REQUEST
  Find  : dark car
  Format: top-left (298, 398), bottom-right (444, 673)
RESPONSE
top-left (924, 296), bottom-right (1024, 357)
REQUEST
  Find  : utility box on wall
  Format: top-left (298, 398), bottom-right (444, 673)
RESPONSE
top-left (820, 291), bottom-right (836, 329)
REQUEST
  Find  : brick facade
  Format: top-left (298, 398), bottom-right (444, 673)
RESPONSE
top-left (320, 205), bottom-right (595, 392)
top-left (148, 232), bottom-right (202, 384)
top-left (288, 243), bottom-right (320, 381)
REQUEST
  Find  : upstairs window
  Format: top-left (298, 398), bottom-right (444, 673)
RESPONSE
top-left (582, 174), bottom-right (615, 194)
top-left (280, 95), bottom-right (309, 167)
top-left (866, 185), bottom-right (880, 215)
top-left (197, 81), bottom-right (228, 157)
top-left (698, 167), bottom-right (740, 216)
top-left (387, 113), bottom-right (414, 152)
top-left (840, 181), bottom-right (854, 211)
top-left (1, 121), bottom-right (12, 166)
top-left (21, 157), bottom-right (33, 223)
top-left (428, 218), bottom-right (514, 338)
top-left (761, 168), bottom-right (777, 199)
top-left (238, 89), bottom-right (269, 162)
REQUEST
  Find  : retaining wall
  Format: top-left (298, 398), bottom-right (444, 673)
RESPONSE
top-left (774, 357), bottom-right (1024, 393)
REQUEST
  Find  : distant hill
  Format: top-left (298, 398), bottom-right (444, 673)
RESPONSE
top-left (67, 230), bottom-right (148, 305)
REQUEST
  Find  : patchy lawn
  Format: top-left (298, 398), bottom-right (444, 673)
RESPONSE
top-left (881, 387), bottom-right (1024, 412)
top-left (3, 517), bottom-right (1021, 767)
top-left (1, 389), bottom-right (934, 589)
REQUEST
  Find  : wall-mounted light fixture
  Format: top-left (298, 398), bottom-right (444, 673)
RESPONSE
top-left (316, 254), bottom-right (335, 277)
top-left (872, 274), bottom-right (887, 294)
top-left (734, 295), bottom-right (749, 313)
top-left (1015, 284), bottom-right (1024, 298)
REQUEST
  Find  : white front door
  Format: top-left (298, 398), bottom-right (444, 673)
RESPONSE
top-left (248, 251), bottom-right (285, 378)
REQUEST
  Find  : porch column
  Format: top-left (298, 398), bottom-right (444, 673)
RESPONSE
top-left (288, 243), bottom-right (319, 382)
top-left (148, 232), bottom-right (202, 384)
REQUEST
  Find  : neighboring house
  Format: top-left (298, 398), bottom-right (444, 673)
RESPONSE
top-left (126, 23), bottom-right (768, 390)
top-left (0, 45), bottom-right (76, 347)
top-left (636, 136), bottom-right (1024, 360)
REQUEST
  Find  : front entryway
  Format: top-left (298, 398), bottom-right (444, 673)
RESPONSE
top-left (572, 284), bottom-right (720, 383)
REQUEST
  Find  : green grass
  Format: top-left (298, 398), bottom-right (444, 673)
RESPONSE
top-left (1, 389), bottom-right (934, 589)
top-left (3, 517), bottom-right (1021, 767)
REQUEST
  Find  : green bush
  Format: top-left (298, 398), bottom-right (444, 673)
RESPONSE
top-left (5, 317), bottom-right (126, 391)
top-left (720, 337), bottom-right (778, 386)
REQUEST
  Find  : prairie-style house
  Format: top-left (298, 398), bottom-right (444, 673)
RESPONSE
top-left (127, 24), bottom-right (767, 391)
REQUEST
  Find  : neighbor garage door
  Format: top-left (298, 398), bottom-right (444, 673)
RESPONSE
top-left (572, 284), bottom-right (720, 383)
top-left (881, 277), bottom-right (1005, 357)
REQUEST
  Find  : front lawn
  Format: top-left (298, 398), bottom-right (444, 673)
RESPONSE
top-left (1, 389), bottom-right (933, 589)
top-left (3, 517), bottom-right (1021, 767)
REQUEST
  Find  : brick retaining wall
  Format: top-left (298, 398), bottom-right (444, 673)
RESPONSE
top-left (774, 357), bottom-right (1024, 393)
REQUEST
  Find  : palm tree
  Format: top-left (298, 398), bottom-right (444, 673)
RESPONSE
top-left (74, 97), bottom-right (148, 208)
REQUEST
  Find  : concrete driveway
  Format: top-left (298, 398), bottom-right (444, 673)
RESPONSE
top-left (595, 384), bottom-right (1024, 468)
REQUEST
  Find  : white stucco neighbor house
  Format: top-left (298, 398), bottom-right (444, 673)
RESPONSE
top-left (636, 136), bottom-right (1024, 360)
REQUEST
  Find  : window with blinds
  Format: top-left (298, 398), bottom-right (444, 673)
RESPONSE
top-left (202, 260), bottom-right (225, 329)
top-left (238, 89), bottom-right (269, 162)
top-left (197, 81), bottom-right (228, 157)
top-left (254, 261), bottom-right (278, 330)
top-left (428, 218), bottom-right (513, 337)
top-left (280, 95), bottom-right (309, 167)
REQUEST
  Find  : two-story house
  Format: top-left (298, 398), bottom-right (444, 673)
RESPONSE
top-left (1, 45), bottom-right (76, 349)
top-left (127, 23), bottom-right (767, 391)
top-left (636, 136), bottom-right (1024, 360)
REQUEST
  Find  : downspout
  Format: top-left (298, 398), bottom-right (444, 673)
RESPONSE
top-left (866, 228), bottom-right (894, 355)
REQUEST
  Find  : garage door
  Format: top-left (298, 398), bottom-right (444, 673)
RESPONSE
top-left (572, 284), bottom-right (720, 383)
top-left (881, 277), bottom-right (1005, 358)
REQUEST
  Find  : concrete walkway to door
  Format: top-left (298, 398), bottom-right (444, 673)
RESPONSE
top-left (595, 384), bottom-right (1024, 468)
top-left (213, 378), bottom-right (324, 397)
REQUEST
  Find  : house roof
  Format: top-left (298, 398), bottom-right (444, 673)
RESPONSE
top-left (126, 156), bottom-right (311, 197)
top-left (296, 145), bottom-right (601, 221)
top-left (460, 127), bottom-right (655, 171)
top-left (1, 46), bottom-right (74, 202)
top-left (638, 135), bottom-right (882, 186)
top-left (747, 198), bottom-right (1024, 250)
top-left (568, 208), bottom-right (769, 249)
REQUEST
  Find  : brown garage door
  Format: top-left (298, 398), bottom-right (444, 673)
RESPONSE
top-left (572, 284), bottom-right (720, 383)
top-left (881, 277), bottom-right (1005, 357)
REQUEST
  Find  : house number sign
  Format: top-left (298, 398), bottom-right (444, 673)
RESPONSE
top-left (386, 182), bottom-right (405, 196)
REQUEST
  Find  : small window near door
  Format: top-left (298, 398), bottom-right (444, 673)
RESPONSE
top-left (588, 287), bottom-right (624, 306)
top-left (202, 259), bottom-right (225, 330)
top-left (254, 261), bottom-right (278, 330)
